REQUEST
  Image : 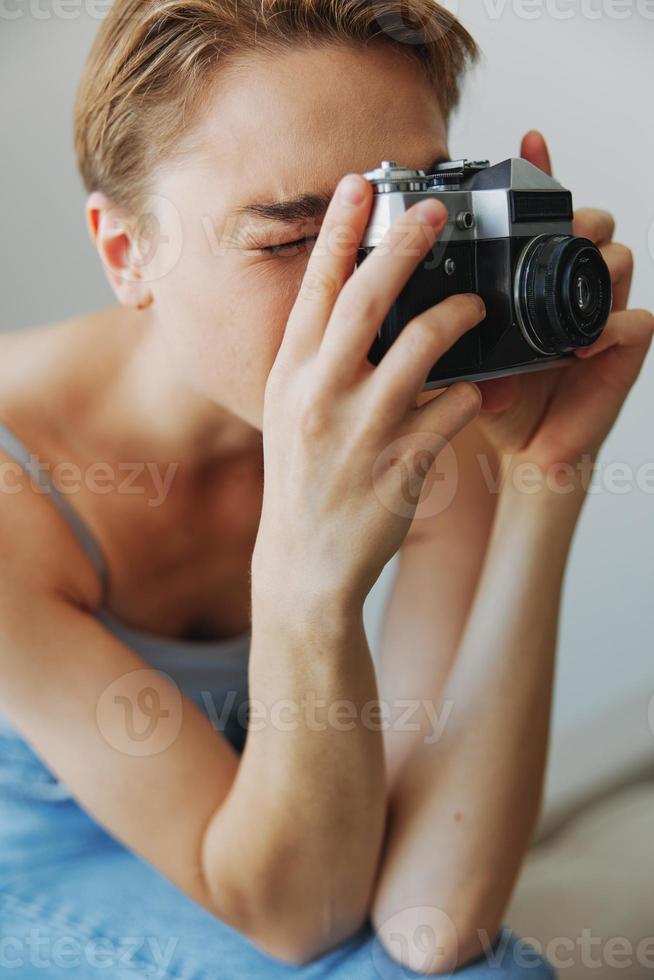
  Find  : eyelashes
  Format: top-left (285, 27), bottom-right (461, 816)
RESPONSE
top-left (260, 235), bottom-right (318, 257)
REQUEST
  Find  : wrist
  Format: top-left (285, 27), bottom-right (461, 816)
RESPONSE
top-left (250, 569), bottom-right (365, 646)
top-left (251, 525), bottom-right (367, 631)
top-left (493, 465), bottom-right (586, 562)
top-left (497, 452), bottom-right (589, 513)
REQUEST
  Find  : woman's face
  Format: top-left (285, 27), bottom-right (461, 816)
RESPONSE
top-left (144, 42), bottom-right (449, 429)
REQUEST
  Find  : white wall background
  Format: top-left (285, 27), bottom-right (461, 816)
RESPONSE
top-left (1, 2), bottom-right (653, 743)
top-left (445, 0), bottom-right (654, 736)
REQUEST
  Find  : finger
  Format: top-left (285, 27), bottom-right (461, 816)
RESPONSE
top-left (520, 130), bottom-right (553, 177)
top-left (573, 208), bottom-right (615, 247)
top-left (575, 308), bottom-right (654, 359)
top-left (600, 242), bottom-right (634, 312)
top-left (363, 293), bottom-right (486, 422)
top-left (316, 198), bottom-right (448, 383)
top-left (401, 380), bottom-right (482, 448)
top-left (280, 173), bottom-right (373, 363)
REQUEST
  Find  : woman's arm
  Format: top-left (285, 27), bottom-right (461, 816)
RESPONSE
top-left (376, 415), bottom-right (500, 789)
top-left (371, 474), bottom-right (586, 975)
top-left (0, 481), bottom-right (384, 967)
top-left (202, 590), bottom-right (386, 963)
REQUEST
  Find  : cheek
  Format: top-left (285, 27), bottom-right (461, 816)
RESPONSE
top-left (152, 250), bottom-right (306, 400)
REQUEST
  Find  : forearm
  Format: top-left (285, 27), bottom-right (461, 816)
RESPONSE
top-left (202, 588), bottom-right (386, 962)
top-left (377, 417), bottom-right (500, 787)
top-left (373, 478), bottom-right (586, 962)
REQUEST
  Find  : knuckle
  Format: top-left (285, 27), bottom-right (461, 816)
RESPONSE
top-left (297, 392), bottom-right (331, 439)
top-left (636, 309), bottom-right (654, 332)
top-left (404, 316), bottom-right (440, 358)
top-left (386, 219), bottom-right (433, 260)
top-left (612, 243), bottom-right (634, 270)
top-left (450, 381), bottom-right (482, 415)
top-left (576, 207), bottom-right (615, 240)
top-left (403, 296), bottom-right (483, 357)
top-left (336, 286), bottom-right (379, 326)
top-left (264, 362), bottom-right (285, 401)
top-left (298, 267), bottom-right (341, 307)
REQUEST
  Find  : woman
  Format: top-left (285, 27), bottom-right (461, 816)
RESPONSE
top-left (0, 1), bottom-right (650, 977)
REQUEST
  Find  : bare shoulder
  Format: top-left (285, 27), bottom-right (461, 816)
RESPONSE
top-left (0, 306), bottom-right (134, 610)
top-left (0, 306), bottom-right (134, 409)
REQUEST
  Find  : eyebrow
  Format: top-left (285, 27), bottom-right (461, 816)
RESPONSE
top-left (234, 154), bottom-right (450, 224)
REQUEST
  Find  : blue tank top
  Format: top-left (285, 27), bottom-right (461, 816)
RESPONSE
top-left (0, 419), bottom-right (250, 751)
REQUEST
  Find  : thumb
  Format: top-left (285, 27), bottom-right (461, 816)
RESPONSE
top-left (520, 130), bottom-right (553, 177)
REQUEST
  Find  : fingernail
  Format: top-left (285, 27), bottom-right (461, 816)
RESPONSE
top-left (465, 294), bottom-right (486, 317)
top-left (339, 175), bottom-right (365, 206)
top-left (415, 199), bottom-right (446, 226)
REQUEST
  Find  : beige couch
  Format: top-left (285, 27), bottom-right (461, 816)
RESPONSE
top-left (506, 690), bottom-right (654, 979)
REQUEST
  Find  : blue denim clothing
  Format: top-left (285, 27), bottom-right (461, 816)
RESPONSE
top-left (0, 727), bottom-right (557, 980)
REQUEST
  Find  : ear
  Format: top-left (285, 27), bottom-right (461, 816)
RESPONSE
top-left (86, 191), bottom-right (153, 309)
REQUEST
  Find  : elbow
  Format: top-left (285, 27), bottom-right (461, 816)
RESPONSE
top-left (201, 818), bottom-right (378, 965)
top-left (204, 870), bottom-right (369, 968)
top-left (241, 927), bottom-right (353, 968)
top-left (371, 895), bottom-right (503, 976)
top-left (218, 904), bottom-right (368, 968)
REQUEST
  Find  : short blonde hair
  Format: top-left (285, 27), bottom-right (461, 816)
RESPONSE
top-left (74, 0), bottom-right (479, 214)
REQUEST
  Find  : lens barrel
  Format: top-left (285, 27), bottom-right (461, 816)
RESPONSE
top-left (515, 234), bottom-right (612, 356)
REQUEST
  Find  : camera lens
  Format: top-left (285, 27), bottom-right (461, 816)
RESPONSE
top-left (514, 235), bottom-right (612, 356)
top-left (574, 273), bottom-right (597, 316)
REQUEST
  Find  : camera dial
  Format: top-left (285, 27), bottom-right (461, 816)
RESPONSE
top-left (362, 162), bottom-right (431, 194)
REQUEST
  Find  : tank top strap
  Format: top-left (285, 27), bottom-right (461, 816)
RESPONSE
top-left (0, 418), bottom-right (109, 602)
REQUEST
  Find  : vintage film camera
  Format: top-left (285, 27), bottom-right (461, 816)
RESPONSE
top-left (358, 158), bottom-right (612, 388)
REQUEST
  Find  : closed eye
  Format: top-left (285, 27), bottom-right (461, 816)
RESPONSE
top-left (261, 236), bottom-right (318, 257)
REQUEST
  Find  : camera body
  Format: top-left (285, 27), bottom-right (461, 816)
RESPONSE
top-left (358, 158), bottom-right (612, 389)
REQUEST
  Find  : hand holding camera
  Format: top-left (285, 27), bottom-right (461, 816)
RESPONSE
top-left (476, 131), bottom-right (654, 473)
top-left (253, 173), bottom-right (484, 614)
